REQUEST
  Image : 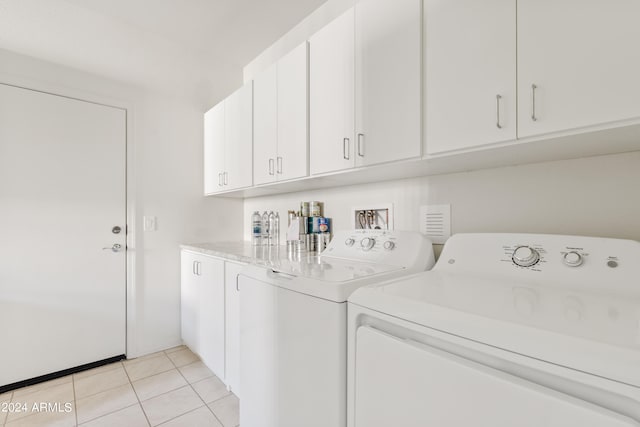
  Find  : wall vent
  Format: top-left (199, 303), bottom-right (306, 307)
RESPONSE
top-left (419, 205), bottom-right (451, 244)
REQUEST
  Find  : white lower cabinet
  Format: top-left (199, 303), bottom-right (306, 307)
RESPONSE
top-left (180, 251), bottom-right (225, 379)
top-left (224, 261), bottom-right (244, 397)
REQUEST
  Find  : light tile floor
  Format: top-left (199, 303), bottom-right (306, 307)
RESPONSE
top-left (1, 346), bottom-right (239, 427)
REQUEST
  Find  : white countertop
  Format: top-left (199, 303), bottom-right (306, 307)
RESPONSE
top-left (180, 241), bottom-right (318, 265)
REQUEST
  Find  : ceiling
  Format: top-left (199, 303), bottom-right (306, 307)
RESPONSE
top-left (0, 0), bottom-right (327, 105)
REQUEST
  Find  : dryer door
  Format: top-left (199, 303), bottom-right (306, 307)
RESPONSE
top-left (354, 326), bottom-right (639, 427)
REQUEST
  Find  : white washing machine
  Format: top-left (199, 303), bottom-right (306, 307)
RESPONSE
top-left (348, 233), bottom-right (640, 427)
top-left (238, 229), bottom-right (435, 427)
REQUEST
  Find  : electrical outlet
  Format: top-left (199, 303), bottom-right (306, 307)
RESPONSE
top-left (352, 204), bottom-right (394, 230)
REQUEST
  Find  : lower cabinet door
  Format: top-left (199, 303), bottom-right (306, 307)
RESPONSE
top-left (180, 251), bottom-right (199, 352)
top-left (197, 256), bottom-right (226, 379)
top-left (224, 261), bottom-right (244, 396)
top-left (354, 326), bottom-right (636, 427)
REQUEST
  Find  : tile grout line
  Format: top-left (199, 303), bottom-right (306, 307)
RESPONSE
top-left (121, 359), bottom-right (153, 427)
top-left (72, 371), bottom-right (79, 426)
top-left (168, 348), bottom-right (226, 427)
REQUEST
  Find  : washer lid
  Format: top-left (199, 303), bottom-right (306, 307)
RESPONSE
top-left (349, 270), bottom-right (640, 388)
top-left (265, 256), bottom-right (402, 283)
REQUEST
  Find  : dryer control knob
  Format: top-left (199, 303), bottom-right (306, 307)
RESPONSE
top-left (563, 251), bottom-right (583, 267)
top-left (383, 241), bottom-right (395, 251)
top-left (345, 238), bottom-right (355, 247)
top-left (512, 246), bottom-right (540, 267)
top-left (360, 237), bottom-right (376, 251)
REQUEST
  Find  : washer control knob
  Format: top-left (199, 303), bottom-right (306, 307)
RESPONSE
top-left (563, 251), bottom-right (583, 267)
top-left (360, 237), bottom-right (376, 251)
top-left (345, 238), bottom-right (355, 247)
top-left (512, 246), bottom-right (540, 267)
top-left (383, 241), bottom-right (395, 251)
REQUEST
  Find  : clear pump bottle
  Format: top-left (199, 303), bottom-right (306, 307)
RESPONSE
top-left (268, 211), bottom-right (276, 246)
top-left (261, 211), bottom-right (270, 246)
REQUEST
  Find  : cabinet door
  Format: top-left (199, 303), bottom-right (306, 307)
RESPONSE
top-left (198, 255), bottom-right (226, 379)
top-left (224, 262), bottom-right (245, 396)
top-left (277, 42), bottom-right (309, 182)
top-left (253, 63), bottom-right (278, 185)
top-left (204, 102), bottom-right (225, 194)
top-left (309, 8), bottom-right (355, 175)
top-left (180, 251), bottom-right (200, 352)
top-left (518, 0), bottom-right (640, 139)
top-left (425, 0), bottom-right (516, 155)
top-left (355, 0), bottom-right (422, 167)
top-left (225, 82), bottom-right (253, 190)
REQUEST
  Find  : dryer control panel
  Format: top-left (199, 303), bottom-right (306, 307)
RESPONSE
top-left (436, 233), bottom-right (640, 295)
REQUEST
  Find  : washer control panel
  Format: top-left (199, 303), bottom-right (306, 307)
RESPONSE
top-left (323, 229), bottom-right (435, 270)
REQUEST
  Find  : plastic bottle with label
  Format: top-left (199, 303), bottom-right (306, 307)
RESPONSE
top-left (251, 211), bottom-right (262, 246)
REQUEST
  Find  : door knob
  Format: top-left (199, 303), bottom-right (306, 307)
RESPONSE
top-left (103, 244), bottom-right (122, 253)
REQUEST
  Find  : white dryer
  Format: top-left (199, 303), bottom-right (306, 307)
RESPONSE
top-left (238, 229), bottom-right (435, 427)
top-left (348, 233), bottom-right (640, 427)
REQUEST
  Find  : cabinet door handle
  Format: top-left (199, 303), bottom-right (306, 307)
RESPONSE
top-left (192, 260), bottom-right (197, 275)
top-left (236, 274), bottom-right (240, 292)
top-left (218, 173), bottom-right (223, 187)
top-left (357, 133), bottom-right (364, 157)
top-left (276, 157), bottom-right (283, 174)
top-left (531, 84), bottom-right (538, 122)
top-left (496, 94), bottom-right (502, 129)
top-left (224, 172), bottom-right (228, 185)
top-left (269, 158), bottom-right (274, 175)
top-left (343, 138), bottom-right (350, 160)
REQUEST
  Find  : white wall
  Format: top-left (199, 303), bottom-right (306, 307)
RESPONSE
top-left (244, 152), bottom-right (640, 245)
top-left (244, 0), bottom-right (354, 82)
top-left (0, 48), bottom-right (244, 357)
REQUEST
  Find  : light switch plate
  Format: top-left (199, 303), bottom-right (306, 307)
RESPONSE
top-left (143, 216), bottom-right (157, 232)
top-left (419, 205), bottom-right (451, 244)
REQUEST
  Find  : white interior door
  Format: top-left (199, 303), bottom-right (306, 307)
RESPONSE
top-left (354, 326), bottom-right (637, 427)
top-left (0, 84), bottom-right (126, 387)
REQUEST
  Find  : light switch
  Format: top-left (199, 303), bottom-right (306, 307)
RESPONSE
top-left (143, 216), bottom-right (157, 232)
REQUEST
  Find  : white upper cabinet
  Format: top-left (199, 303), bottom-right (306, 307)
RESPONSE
top-left (517, 0), bottom-right (640, 139)
top-left (225, 83), bottom-right (253, 191)
top-left (309, 8), bottom-right (355, 175)
top-left (205, 82), bottom-right (253, 194)
top-left (253, 63), bottom-right (278, 185)
top-left (277, 43), bottom-right (309, 182)
top-left (425, 0), bottom-right (517, 155)
top-left (253, 42), bottom-right (309, 185)
top-left (204, 102), bottom-right (225, 194)
top-left (354, 0), bottom-right (422, 167)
